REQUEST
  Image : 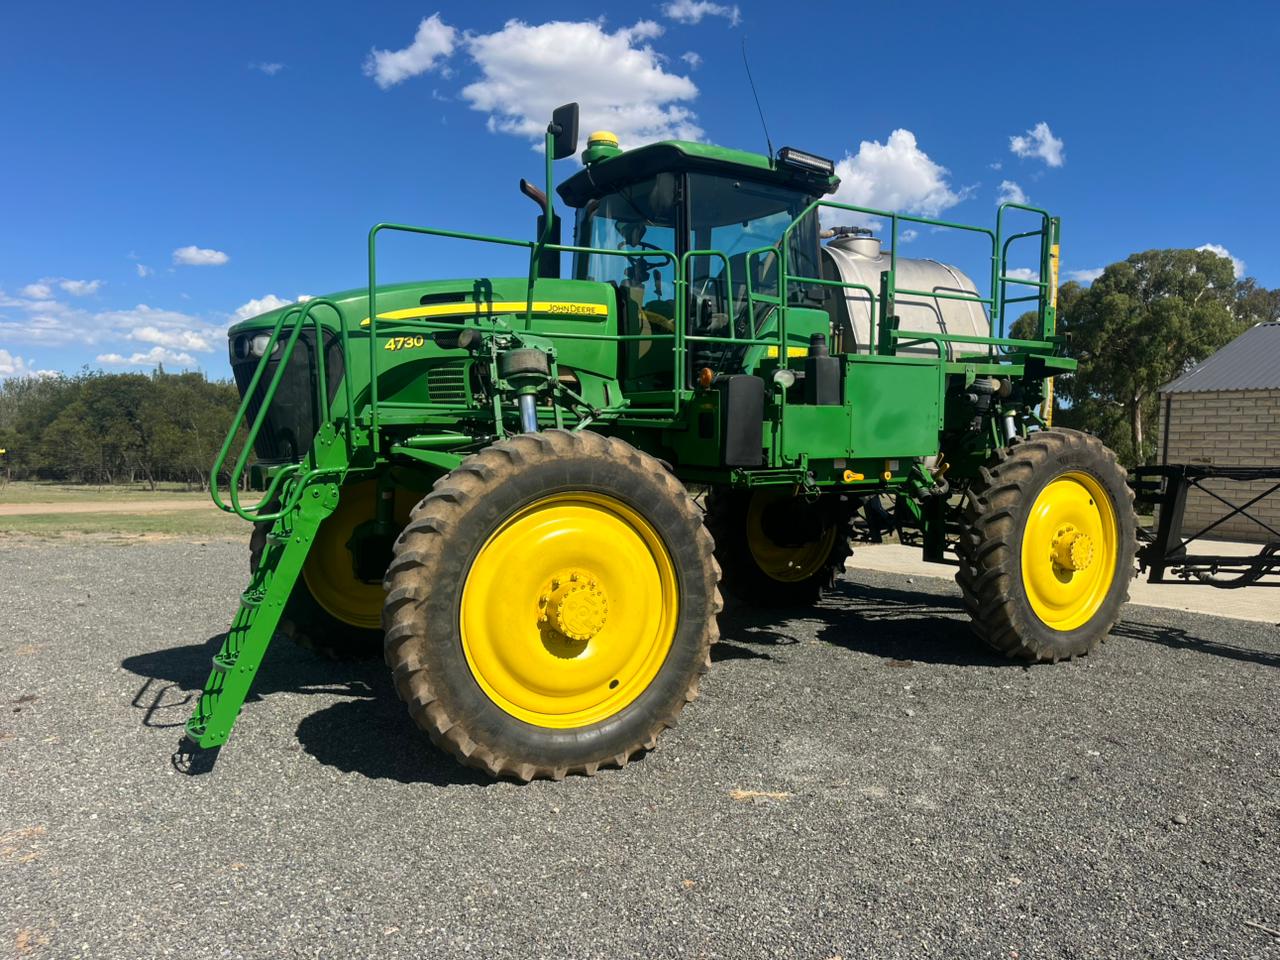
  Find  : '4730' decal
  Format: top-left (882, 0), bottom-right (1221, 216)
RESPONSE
top-left (384, 335), bottom-right (427, 351)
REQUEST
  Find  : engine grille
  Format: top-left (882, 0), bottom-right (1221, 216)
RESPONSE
top-left (426, 364), bottom-right (470, 404)
top-left (229, 329), bottom-right (344, 463)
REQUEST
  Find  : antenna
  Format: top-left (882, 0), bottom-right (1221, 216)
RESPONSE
top-left (741, 38), bottom-right (774, 160)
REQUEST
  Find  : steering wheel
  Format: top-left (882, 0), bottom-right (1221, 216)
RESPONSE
top-left (617, 239), bottom-right (669, 273)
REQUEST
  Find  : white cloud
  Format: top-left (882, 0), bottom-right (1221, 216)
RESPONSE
top-left (1196, 243), bottom-right (1245, 279)
top-left (129, 325), bottom-right (213, 351)
top-left (103, 305), bottom-right (223, 351)
top-left (899, 228), bottom-right (919, 244)
top-left (136, 263), bottom-right (153, 278)
top-left (988, 161), bottom-right (1002, 171)
top-left (59, 278), bottom-right (103, 296)
top-left (252, 62), bottom-right (285, 76)
top-left (681, 51), bottom-right (702, 69)
top-left (461, 19), bottom-right (702, 149)
top-left (0, 349), bottom-right (33, 378)
top-left (1067, 267), bottom-right (1104, 283)
top-left (173, 245), bottom-right (229, 266)
top-left (1005, 267), bottom-right (1040, 282)
top-left (1010, 121), bottom-right (1064, 167)
top-left (296, 294), bottom-right (314, 302)
top-left (19, 277), bottom-right (103, 299)
top-left (997, 180), bottom-right (1028, 205)
top-left (233, 294), bottom-right (293, 322)
top-left (830, 130), bottom-right (967, 223)
top-left (96, 346), bottom-right (197, 368)
top-left (0, 349), bottom-right (58, 379)
top-left (662, 0), bottom-right (741, 25)
top-left (364, 14), bottom-right (457, 89)
top-left (0, 289), bottom-right (222, 356)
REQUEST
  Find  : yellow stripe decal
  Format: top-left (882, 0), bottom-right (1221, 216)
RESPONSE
top-left (765, 346), bottom-right (810, 358)
top-left (360, 301), bottom-right (609, 327)
top-left (1049, 243), bottom-right (1060, 309)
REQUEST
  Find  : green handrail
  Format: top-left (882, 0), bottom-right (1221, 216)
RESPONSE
top-left (367, 222), bottom-right (688, 423)
top-left (766, 197), bottom-right (1059, 362)
top-left (210, 297), bottom-right (348, 522)
top-left (217, 188), bottom-right (1064, 516)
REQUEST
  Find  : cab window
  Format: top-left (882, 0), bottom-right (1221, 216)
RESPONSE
top-left (686, 174), bottom-right (820, 341)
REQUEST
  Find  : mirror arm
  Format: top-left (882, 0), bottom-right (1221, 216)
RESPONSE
top-left (526, 104), bottom-right (579, 313)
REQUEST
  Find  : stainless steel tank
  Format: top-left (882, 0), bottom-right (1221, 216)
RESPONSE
top-left (820, 235), bottom-right (989, 358)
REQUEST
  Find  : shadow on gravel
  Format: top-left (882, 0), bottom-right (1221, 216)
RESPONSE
top-left (122, 634), bottom-right (373, 730)
top-left (717, 578), bottom-right (1018, 668)
top-left (293, 675), bottom-right (490, 787)
top-left (121, 636), bottom-right (489, 786)
top-left (1113, 620), bottom-right (1280, 668)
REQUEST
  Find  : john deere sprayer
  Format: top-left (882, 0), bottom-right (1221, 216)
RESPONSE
top-left (190, 104), bottom-right (1136, 780)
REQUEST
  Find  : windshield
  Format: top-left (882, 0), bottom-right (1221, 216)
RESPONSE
top-left (571, 171), bottom-right (821, 377)
top-left (571, 171), bottom-right (819, 303)
top-left (573, 173), bottom-right (678, 309)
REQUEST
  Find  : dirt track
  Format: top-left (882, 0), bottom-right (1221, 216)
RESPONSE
top-left (0, 499), bottom-right (216, 516)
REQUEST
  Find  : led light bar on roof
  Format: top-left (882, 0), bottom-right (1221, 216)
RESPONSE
top-left (777, 146), bottom-right (835, 176)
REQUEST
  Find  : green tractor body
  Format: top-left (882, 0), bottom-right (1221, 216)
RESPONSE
top-left (190, 108), bottom-right (1134, 779)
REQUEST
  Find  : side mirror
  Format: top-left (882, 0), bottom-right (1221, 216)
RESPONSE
top-left (549, 103), bottom-right (579, 160)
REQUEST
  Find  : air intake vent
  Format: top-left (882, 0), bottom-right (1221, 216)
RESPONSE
top-left (426, 364), bottom-right (469, 404)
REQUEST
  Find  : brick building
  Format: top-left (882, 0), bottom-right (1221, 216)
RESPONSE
top-left (1159, 322), bottom-right (1280, 543)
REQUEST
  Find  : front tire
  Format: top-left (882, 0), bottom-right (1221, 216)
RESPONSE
top-left (249, 479), bottom-right (412, 659)
top-left (382, 430), bottom-right (721, 781)
top-left (956, 429), bottom-right (1136, 661)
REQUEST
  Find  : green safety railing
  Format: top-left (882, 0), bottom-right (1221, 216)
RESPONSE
top-left (771, 198), bottom-right (1058, 360)
top-left (210, 297), bottom-right (352, 522)
top-left (367, 223), bottom-right (696, 432)
top-left (216, 190), bottom-right (1059, 507)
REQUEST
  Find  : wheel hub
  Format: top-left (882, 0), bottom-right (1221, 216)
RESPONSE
top-left (1019, 471), bottom-right (1119, 632)
top-left (1051, 525), bottom-right (1094, 572)
top-left (539, 570), bottom-right (609, 643)
top-left (458, 491), bottom-right (679, 729)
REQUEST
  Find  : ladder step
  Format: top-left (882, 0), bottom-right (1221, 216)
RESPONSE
top-left (186, 474), bottom-right (337, 751)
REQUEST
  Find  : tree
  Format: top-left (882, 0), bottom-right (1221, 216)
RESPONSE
top-left (1056, 248), bottom-right (1246, 465)
top-left (0, 368), bottom-right (242, 486)
top-left (1234, 277), bottom-right (1280, 325)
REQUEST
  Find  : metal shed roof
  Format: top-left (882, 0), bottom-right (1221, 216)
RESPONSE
top-left (1161, 322), bottom-right (1280, 394)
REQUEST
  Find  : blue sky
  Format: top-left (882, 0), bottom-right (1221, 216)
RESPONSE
top-left (2, 1), bottom-right (1277, 380)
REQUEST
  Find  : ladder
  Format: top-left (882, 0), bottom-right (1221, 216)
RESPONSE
top-left (185, 478), bottom-right (340, 749)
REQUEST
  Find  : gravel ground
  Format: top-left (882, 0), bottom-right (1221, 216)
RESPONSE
top-left (0, 539), bottom-right (1277, 960)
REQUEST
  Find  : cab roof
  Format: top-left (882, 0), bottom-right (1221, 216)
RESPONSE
top-left (556, 140), bottom-right (841, 208)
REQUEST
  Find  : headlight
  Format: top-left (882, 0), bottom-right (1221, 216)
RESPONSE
top-left (249, 334), bottom-right (278, 357)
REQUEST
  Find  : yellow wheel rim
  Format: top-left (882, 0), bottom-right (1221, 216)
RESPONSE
top-left (303, 480), bottom-right (410, 630)
top-left (745, 490), bottom-right (838, 583)
top-left (1020, 471), bottom-right (1119, 632)
top-left (460, 492), bottom-right (678, 729)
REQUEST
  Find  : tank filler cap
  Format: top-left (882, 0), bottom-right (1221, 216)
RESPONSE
top-left (834, 235), bottom-right (883, 259)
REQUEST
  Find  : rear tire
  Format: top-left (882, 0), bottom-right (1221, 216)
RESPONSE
top-left (956, 429), bottom-right (1136, 661)
top-left (704, 488), bottom-right (854, 607)
top-left (383, 430), bottom-right (721, 781)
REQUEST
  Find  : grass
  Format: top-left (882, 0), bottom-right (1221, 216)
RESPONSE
top-left (0, 479), bottom-right (211, 504)
top-left (0, 480), bottom-right (248, 540)
top-left (0, 508), bottom-right (246, 540)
